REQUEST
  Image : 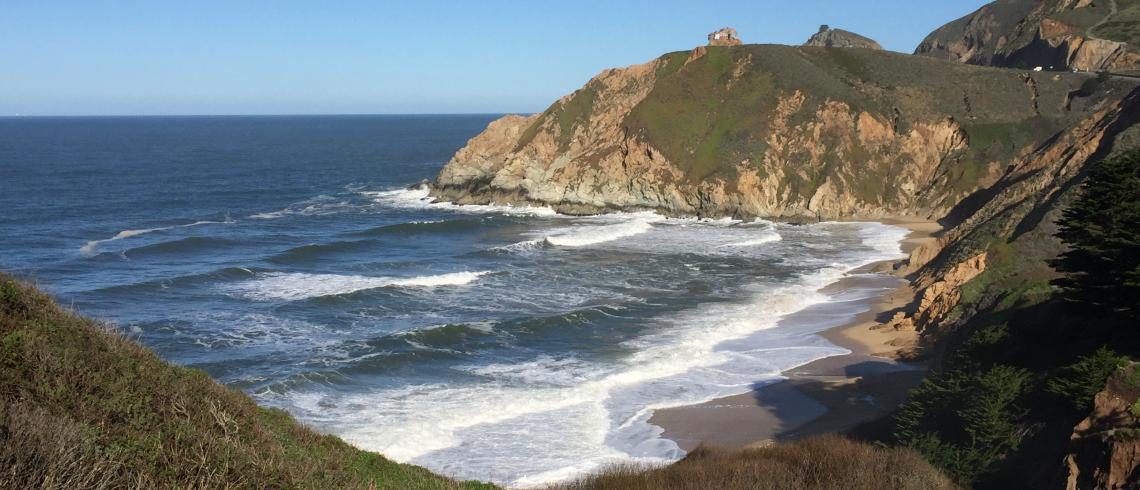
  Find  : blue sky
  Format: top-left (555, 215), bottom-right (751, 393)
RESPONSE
top-left (1, 1), bottom-right (988, 115)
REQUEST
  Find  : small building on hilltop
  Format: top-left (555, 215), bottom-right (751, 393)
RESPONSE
top-left (708, 27), bottom-right (742, 46)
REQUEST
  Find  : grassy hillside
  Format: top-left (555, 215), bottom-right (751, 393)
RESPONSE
top-left (549, 435), bottom-right (958, 490)
top-left (0, 274), bottom-right (495, 490)
top-left (622, 44), bottom-right (1090, 186)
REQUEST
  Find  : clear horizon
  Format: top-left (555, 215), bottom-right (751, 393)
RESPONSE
top-left (3, 0), bottom-right (989, 116)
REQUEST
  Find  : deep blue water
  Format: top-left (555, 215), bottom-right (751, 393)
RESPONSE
top-left (0, 115), bottom-right (908, 486)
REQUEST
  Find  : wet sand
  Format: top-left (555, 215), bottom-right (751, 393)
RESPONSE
top-left (650, 218), bottom-right (939, 451)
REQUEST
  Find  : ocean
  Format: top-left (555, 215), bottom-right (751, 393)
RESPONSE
top-left (0, 115), bottom-right (909, 487)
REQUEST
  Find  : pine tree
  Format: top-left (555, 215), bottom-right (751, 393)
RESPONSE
top-left (1051, 148), bottom-right (1140, 315)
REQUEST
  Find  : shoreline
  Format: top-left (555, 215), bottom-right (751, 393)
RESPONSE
top-left (649, 218), bottom-right (939, 451)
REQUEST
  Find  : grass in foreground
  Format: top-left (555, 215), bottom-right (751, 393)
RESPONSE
top-left (0, 274), bottom-right (495, 489)
top-left (547, 435), bottom-right (958, 490)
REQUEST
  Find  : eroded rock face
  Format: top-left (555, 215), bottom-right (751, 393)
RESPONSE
top-left (915, 0), bottom-right (1140, 72)
top-left (804, 25), bottom-right (883, 50)
top-left (1065, 365), bottom-right (1140, 490)
top-left (434, 83), bottom-right (972, 219)
top-left (909, 252), bottom-right (987, 332)
top-left (885, 86), bottom-right (1140, 340)
top-left (432, 44), bottom-right (1122, 222)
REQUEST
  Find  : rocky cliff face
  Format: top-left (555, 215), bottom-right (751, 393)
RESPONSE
top-left (433, 44), bottom-right (1126, 221)
top-left (1064, 364), bottom-right (1140, 489)
top-left (804, 25), bottom-right (883, 50)
top-left (429, 26), bottom-right (1140, 486)
top-left (884, 82), bottom-right (1140, 338)
top-left (915, 0), bottom-right (1140, 72)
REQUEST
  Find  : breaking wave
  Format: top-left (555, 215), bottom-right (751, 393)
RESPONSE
top-left (364, 186), bottom-right (559, 216)
top-left (223, 271), bottom-right (492, 301)
top-left (80, 218), bottom-right (235, 254)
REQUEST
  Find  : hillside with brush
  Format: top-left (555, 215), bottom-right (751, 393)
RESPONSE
top-left (0, 274), bottom-right (495, 490)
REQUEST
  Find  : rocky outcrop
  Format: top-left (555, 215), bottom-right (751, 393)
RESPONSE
top-left (888, 253), bottom-right (987, 333)
top-left (1064, 364), bottom-right (1140, 490)
top-left (1039, 33), bottom-right (1140, 72)
top-left (804, 25), bottom-right (883, 50)
top-left (915, 0), bottom-right (1140, 72)
top-left (433, 44), bottom-right (1127, 221)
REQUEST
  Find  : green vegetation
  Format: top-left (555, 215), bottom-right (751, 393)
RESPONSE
top-left (1047, 347), bottom-right (1129, 411)
top-left (624, 46), bottom-right (783, 182)
top-left (618, 44), bottom-right (1087, 200)
top-left (0, 274), bottom-right (495, 489)
top-left (515, 82), bottom-right (600, 152)
top-left (1091, 0), bottom-right (1140, 46)
top-left (1047, 2), bottom-right (1111, 32)
top-left (890, 148), bottom-right (1140, 488)
top-left (1051, 148), bottom-right (1140, 315)
top-left (549, 435), bottom-right (958, 490)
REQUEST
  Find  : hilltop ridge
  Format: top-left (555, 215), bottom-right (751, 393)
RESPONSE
top-left (914, 0), bottom-right (1140, 72)
top-left (804, 25), bottom-right (883, 49)
top-left (432, 43), bottom-right (1136, 221)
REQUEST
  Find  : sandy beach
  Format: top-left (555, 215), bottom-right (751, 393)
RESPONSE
top-left (651, 218), bottom-right (940, 451)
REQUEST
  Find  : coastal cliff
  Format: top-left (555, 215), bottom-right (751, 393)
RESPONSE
top-left (914, 0), bottom-right (1140, 72)
top-left (433, 44), bottom-right (1131, 221)
top-left (431, 13), bottom-right (1140, 486)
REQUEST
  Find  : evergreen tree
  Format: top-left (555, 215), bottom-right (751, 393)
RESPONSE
top-left (1051, 148), bottom-right (1140, 315)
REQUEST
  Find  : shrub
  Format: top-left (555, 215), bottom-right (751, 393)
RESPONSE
top-left (1046, 347), bottom-right (1129, 411)
top-left (0, 274), bottom-right (494, 490)
top-left (1051, 148), bottom-right (1140, 316)
top-left (548, 435), bottom-right (958, 490)
top-left (894, 364), bottom-right (1031, 485)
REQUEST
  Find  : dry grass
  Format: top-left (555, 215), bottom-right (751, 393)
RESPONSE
top-left (0, 274), bottom-right (495, 489)
top-left (548, 435), bottom-right (958, 490)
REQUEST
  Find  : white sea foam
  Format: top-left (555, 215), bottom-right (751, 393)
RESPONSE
top-left (250, 210), bottom-right (288, 220)
top-left (506, 214), bottom-right (662, 250)
top-left (718, 231), bottom-right (783, 248)
top-left (272, 270), bottom-right (849, 485)
top-left (81, 227), bottom-right (173, 254)
top-left (266, 227), bottom-right (910, 486)
top-left (224, 271), bottom-right (491, 301)
top-left (365, 186), bottom-right (560, 216)
top-left (80, 218), bottom-right (237, 254)
top-left (251, 221), bottom-right (913, 487)
top-left (249, 195), bottom-right (360, 220)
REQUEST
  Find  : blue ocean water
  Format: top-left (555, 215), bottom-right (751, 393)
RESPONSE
top-left (0, 115), bottom-right (908, 486)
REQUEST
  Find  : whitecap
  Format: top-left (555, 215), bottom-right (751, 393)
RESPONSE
top-left (364, 186), bottom-right (560, 216)
top-left (718, 231), bottom-right (783, 248)
top-left (80, 218), bottom-right (237, 254)
top-left (543, 219), bottom-right (657, 247)
top-left (223, 271), bottom-right (491, 301)
top-left (81, 227), bottom-right (173, 254)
